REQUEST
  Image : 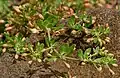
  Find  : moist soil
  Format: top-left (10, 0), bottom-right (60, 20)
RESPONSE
top-left (0, 52), bottom-right (120, 78)
top-left (1, 8), bottom-right (120, 78)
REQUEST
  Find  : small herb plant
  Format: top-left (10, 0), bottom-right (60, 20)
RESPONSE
top-left (0, 0), bottom-right (9, 18)
top-left (0, 0), bottom-right (118, 75)
top-left (4, 33), bottom-right (26, 54)
top-left (77, 47), bottom-right (117, 74)
top-left (90, 26), bottom-right (110, 46)
top-left (47, 44), bottom-right (75, 62)
top-left (28, 42), bottom-right (44, 62)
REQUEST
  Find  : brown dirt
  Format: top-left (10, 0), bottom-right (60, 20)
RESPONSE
top-left (0, 52), bottom-right (120, 78)
top-left (1, 8), bottom-right (120, 78)
top-left (0, 52), bottom-right (63, 78)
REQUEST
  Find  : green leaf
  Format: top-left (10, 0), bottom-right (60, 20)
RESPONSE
top-left (37, 13), bottom-right (58, 30)
top-left (77, 49), bottom-right (83, 60)
top-left (85, 16), bottom-right (92, 28)
top-left (93, 57), bottom-right (117, 65)
top-left (93, 38), bottom-right (98, 43)
top-left (35, 42), bottom-right (44, 53)
top-left (37, 19), bottom-right (46, 30)
top-left (84, 48), bottom-right (91, 59)
top-left (68, 16), bottom-right (75, 27)
top-left (59, 44), bottom-right (74, 56)
top-left (45, 37), bottom-right (55, 47)
top-left (4, 33), bottom-right (14, 43)
top-left (14, 34), bottom-right (25, 54)
top-left (59, 44), bottom-right (68, 55)
top-left (99, 26), bottom-right (104, 33)
top-left (98, 38), bottom-right (102, 46)
top-left (0, 40), bottom-right (3, 54)
top-left (74, 24), bottom-right (82, 31)
top-left (53, 23), bottom-right (64, 30)
top-left (55, 0), bottom-right (62, 5)
top-left (93, 46), bottom-right (100, 53)
top-left (42, 5), bottom-right (50, 15)
top-left (104, 27), bottom-right (110, 34)
top-left (47, 56), bottom-right (58, 62)
top-left (45, 37), bottom-right (50, 47)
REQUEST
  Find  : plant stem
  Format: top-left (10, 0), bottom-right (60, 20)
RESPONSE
top-left (65, 57), bottom-right (80, 61)
top-left (89, 52), bottom-right (98, 58)
top-left (41, 46), bottom-right (54, 52)
top-left (106, 64), bottom-right (115, 75)
top-left (46, 27), bottom-right (51, 41)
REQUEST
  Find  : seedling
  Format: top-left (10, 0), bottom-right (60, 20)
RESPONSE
top-left (68, 16), bottom-right (82, 31)
top-left (37, 13), bottom-right (59, 30)
top-left (47, 44), bottom-right (75, 62)
top-left (4, 33), bottom-right (26, 54)
top-left (58, 44), bottom-right (75, 59)
top-left (28, 42), bottom-right (44, 62)
top-left (90, 26), bottom-right (110, 46)
top-left (77, 46), bottom-right (117, 74)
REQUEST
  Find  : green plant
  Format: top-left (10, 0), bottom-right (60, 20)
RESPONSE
top-left (68, 16), bottom-right (82, 31)
top-left (47, 43), bottom-right (75, 62)
top-left (37, 13), bottom-right (59, 30)
top-left (1, 0), bottom-right (118, 76)
top-left (0, 39), bottom-right (4, 53)
top-left (28, 42), bottom-right (44, 61)
top-left (77, 46), bottom-right (117, 74)
top-left (90, 26), bottom-right (110, 46)
top-left (4, 33), bottom-right (26, 54)
top-left (57, 44), bottom-right (75, 59)
top-left (77, 48), bottom-right (91, 62)
top-left (0, 0), bottom-right (9, 18)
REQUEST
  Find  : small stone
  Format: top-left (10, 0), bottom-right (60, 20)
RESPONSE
top-left (37, 59), bottom-right (42, 62)
top-left (97, 66), bottom-right (102, 71)
top-left (81, 62), bottom-right (86, 65)
top-left (92, 19), bottom-right (95, 24)
top-left (0, 20), bottom-right (5, 24)
top-left (2, 48), bottom-right (6, 53)
top-left (28, 60), bottom-right (33, 64)
top-left (71, 30), bottom-right (77, 35)
top-left (15, 54), bottom-right (19, 59)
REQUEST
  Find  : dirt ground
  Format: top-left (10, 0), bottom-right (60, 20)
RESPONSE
top-left (0, 52), bottom-right (120, 78)
top-left (0, 8), bottom-right (120, 78)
